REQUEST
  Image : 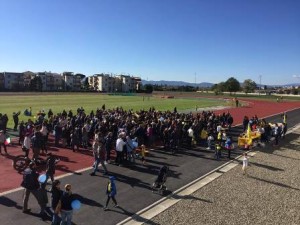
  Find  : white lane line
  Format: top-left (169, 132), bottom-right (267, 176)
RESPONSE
top-left (0, 166), bottom-right (93, 197)
top-left (0, 187), bottom-right (24, 197)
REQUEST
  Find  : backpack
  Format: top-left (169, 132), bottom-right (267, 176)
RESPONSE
top-left (21, 168), bottom-right (38, 190)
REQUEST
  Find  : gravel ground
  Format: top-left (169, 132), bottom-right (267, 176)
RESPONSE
top-left (150, 129), bottom-right (300, 225)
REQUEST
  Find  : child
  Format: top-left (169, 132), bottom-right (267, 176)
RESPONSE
top-left (141, 144), bottom-right (146, 165)
top-left (225, 137), bottom-right (233, 159)
top-left (242, 153), bottom-right (249, 175)
top-left (206, 133), bottom-right (214, 150)
top-left (215, 143), bottom-right (221, 160)
top-left (104, 176), bottom-right (118, 211)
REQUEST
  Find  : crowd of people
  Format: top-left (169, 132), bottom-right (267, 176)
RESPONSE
top-left (1, 106), bottom-right (237, 224)
top-left (1, 106), bottom-right (235, 161)
top-left (1, 105), bottom-right (288, 225)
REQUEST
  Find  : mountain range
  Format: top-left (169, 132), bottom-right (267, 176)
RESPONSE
top-left (141, 80), bottom-right (300, 88)
top-left (141, 80), bottom-right (214, 88)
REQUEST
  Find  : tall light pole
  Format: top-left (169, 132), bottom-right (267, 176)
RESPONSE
top-left (259, 75), bottom-right (262, 95)
top-left (194, 72), bottom-right (197, 91)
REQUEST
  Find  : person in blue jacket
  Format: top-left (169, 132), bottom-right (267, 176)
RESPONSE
top-left (104, 176), bottom-right (118, 210)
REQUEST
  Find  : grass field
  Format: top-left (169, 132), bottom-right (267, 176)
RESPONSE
top-left (0, 93), bottom-right (227, 128)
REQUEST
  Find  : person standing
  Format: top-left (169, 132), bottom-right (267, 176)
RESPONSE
top-left (31, 131), bottom-right (42, 159)
top-left (90, 132), bottom-right (107, 176)
top-left (22, 132), bottom-right (31, 157)
top-left (40, 122), bottom-right (48, 154)
top-left (140, 144), bottom-right (146, 165)
top-left (126, 136), bottom-right (135, 163)
top-left (225, 136), bottom-right (233, 159)
top-left (46, 153), bottom-right (60, 183)
top-left (206, 133), bottom-right (214, 150)
top-left (56, 184), bottom-right (74, 225)
top-left (104, 176), bottom-right (118, 211)
top-left (13, 111), bottom-right (21, 131)
top-left (235, 97), bottom-right (239, 107)
top-left (242, 153), bottom-right (249, 175)
top-left (21, 162), bottom-right (46, 216)
top-left (50, 180), bottom-right (62, 225)
top-left (104, 132), bottom-right (113, 163)
top-left (0, 130), bottom-right (7, 154)
top-left (273, 123), bottom-right (281, 146)
top-left (115, 134), bottom-right (126, 166)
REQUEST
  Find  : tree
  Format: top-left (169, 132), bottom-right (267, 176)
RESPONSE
top-left (292, 86), bottom-right (298, 95)
top-left (29, 76), bottom-right (43, 91)
top-left (211, 82), bottom-right (226, 95)
top-left (144, 84), bottom-right (153, 93)
top-left (225, 77), bottom-right (240, 93)
top-left (83, 77), bottom-right (90, 90)
top-left (243, 79), bottom-right (257, 93)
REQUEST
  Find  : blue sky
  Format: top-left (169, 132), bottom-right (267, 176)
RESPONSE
top-left (0, 0), bottom-right (299, 85)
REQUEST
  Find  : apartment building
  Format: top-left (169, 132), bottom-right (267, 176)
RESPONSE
top-left (36, 72), bottom-right (50, 91)
top-left (0, 73), bottom-right (4, 90)
top-left (3, 72), bottom-right (24, 90)
top-left (88, 74), bottom-right (141, 92)
top-left (0, 70), bottom-right (139, 92)
top-left (74, 73), bottom-right (85, 90)
top-left (62, 72), bottom-right (84, 91)
top-left (23, 71), bottom-right (36, 88)
top-left (88, 74), bottom-right (116, 92)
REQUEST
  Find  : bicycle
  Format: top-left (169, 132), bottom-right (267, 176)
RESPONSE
top-left (13, 155), bottom-right (46, 172)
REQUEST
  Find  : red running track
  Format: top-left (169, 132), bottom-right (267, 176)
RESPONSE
top-left (1, 99), bottom-right (300, 194)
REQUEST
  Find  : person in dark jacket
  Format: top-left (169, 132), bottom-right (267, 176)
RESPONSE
top-left (46, 153), bottom-right (60, 183)
top-left (21, 162), bottom-right (46, 216)
top-left (56, 184), bottom-right (74, 225)
top-left (31, 131), bottom-right (43, 159)
top-left (13, 111), bottom-right (21, 131)
top-left (104, 132), bottom-right (113, 163)
top-left (50, 180), bottom-right (62, 225)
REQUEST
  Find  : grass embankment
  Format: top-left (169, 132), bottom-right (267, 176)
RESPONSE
top-left (0, 93), bottom-right (226, 128)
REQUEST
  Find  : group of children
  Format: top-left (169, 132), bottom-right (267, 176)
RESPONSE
top-left (206, 129), bottom-right (234, 160)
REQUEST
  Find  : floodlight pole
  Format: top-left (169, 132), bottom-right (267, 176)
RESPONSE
top-left (195, 72), bottom-right (196, 91)
top-left (259, 75), bottom-right (262, 95)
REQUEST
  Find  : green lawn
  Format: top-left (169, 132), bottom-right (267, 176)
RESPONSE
top-left (0, 93), bottom-right (226, 128)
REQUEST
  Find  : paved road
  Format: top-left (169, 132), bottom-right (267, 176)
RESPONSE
top-left (0, 108), bottom-right (300, 225)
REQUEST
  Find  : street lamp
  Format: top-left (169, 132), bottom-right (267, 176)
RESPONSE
top-left (259, 75), bottom-right (262, 95)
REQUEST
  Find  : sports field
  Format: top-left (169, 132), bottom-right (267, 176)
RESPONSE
top-left (0, 93), bottom-right (227, 128)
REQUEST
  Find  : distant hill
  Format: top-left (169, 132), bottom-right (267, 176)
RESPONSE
top-left (282, 83), bottom-right (300, 87)
top-left (141, 80), bottom-right (300, 88)
top-left (141, 80), bottom-right (214, 88)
